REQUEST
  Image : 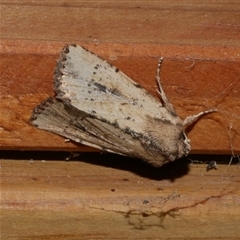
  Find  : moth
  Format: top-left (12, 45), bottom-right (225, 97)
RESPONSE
top-left (30, 44), bottom-right (216, 167)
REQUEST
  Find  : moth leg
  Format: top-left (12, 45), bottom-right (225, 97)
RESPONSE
top-left (156, 58), bottom-right (177, 115)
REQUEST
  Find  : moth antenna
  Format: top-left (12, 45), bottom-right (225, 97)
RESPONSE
top-left (183, 108), bottom-right (217, 128)
top-left (156, 58), bottom-right (177, 115)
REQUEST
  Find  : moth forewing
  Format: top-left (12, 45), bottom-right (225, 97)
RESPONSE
top-left (30, 44), bottom-right (216, 167)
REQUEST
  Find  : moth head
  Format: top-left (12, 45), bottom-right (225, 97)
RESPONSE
top-left (162, 129), bottom-right (191, 163)
top-left (176, 108), bottom-right (217, 161)
top-left (176, 131), bottom-right (191, 159)
top-left (167, 108), bottom-right (218, 163)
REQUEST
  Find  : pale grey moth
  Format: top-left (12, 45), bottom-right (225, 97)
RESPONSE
top-left (30, 44), bottom-right (216, 167)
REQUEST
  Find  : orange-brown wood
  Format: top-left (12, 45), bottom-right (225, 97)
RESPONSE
top-left (1, 40), bottom-right (240, 154)
top-left (1, 1), bottom-right (240, 154)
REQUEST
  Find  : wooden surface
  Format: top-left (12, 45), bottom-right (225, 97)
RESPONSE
top-left (1, 2), bottom-right (240, 154)
top-left (1, 154), bottom-right (240, 239)
top-left (1, 41), bottom-right (240, 154)
top-left (2, 1), bottom-right (240, 46)
top-left (1, 2), bottom-right (240, 239)
top-left (1, 1), bottom-right (240, 153)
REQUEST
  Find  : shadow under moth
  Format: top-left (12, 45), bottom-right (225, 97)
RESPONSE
top-left (30, 45), bottom-right (216, 167)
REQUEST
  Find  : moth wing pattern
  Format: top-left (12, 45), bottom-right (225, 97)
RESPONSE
top-left (31, 97), bottom-right (154, 159)
top-left (31, 44), bottom-right (216, 167)
top-left (55, 45), bottom-right (173, 135)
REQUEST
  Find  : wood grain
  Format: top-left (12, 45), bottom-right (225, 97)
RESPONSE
top-left (1, 2), bottom-right (240, 239)
top-left (1, 156), bottom-right (240, 239)
top-left (1, 1), bottom-right (240, 154)
top-left (1, 40), bottom-right (240, 153)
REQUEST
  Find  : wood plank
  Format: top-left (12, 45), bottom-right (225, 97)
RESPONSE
top-left (1, 41), bottom-right (240, 154)
top-left (1, 2), bottom-right (240, 239)
top-left (1, 1), bottom-right (240, 154)
top-left (2, 1), bottom-right (240, 46)
top-left (1, 156), bottom-right (240, 239)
